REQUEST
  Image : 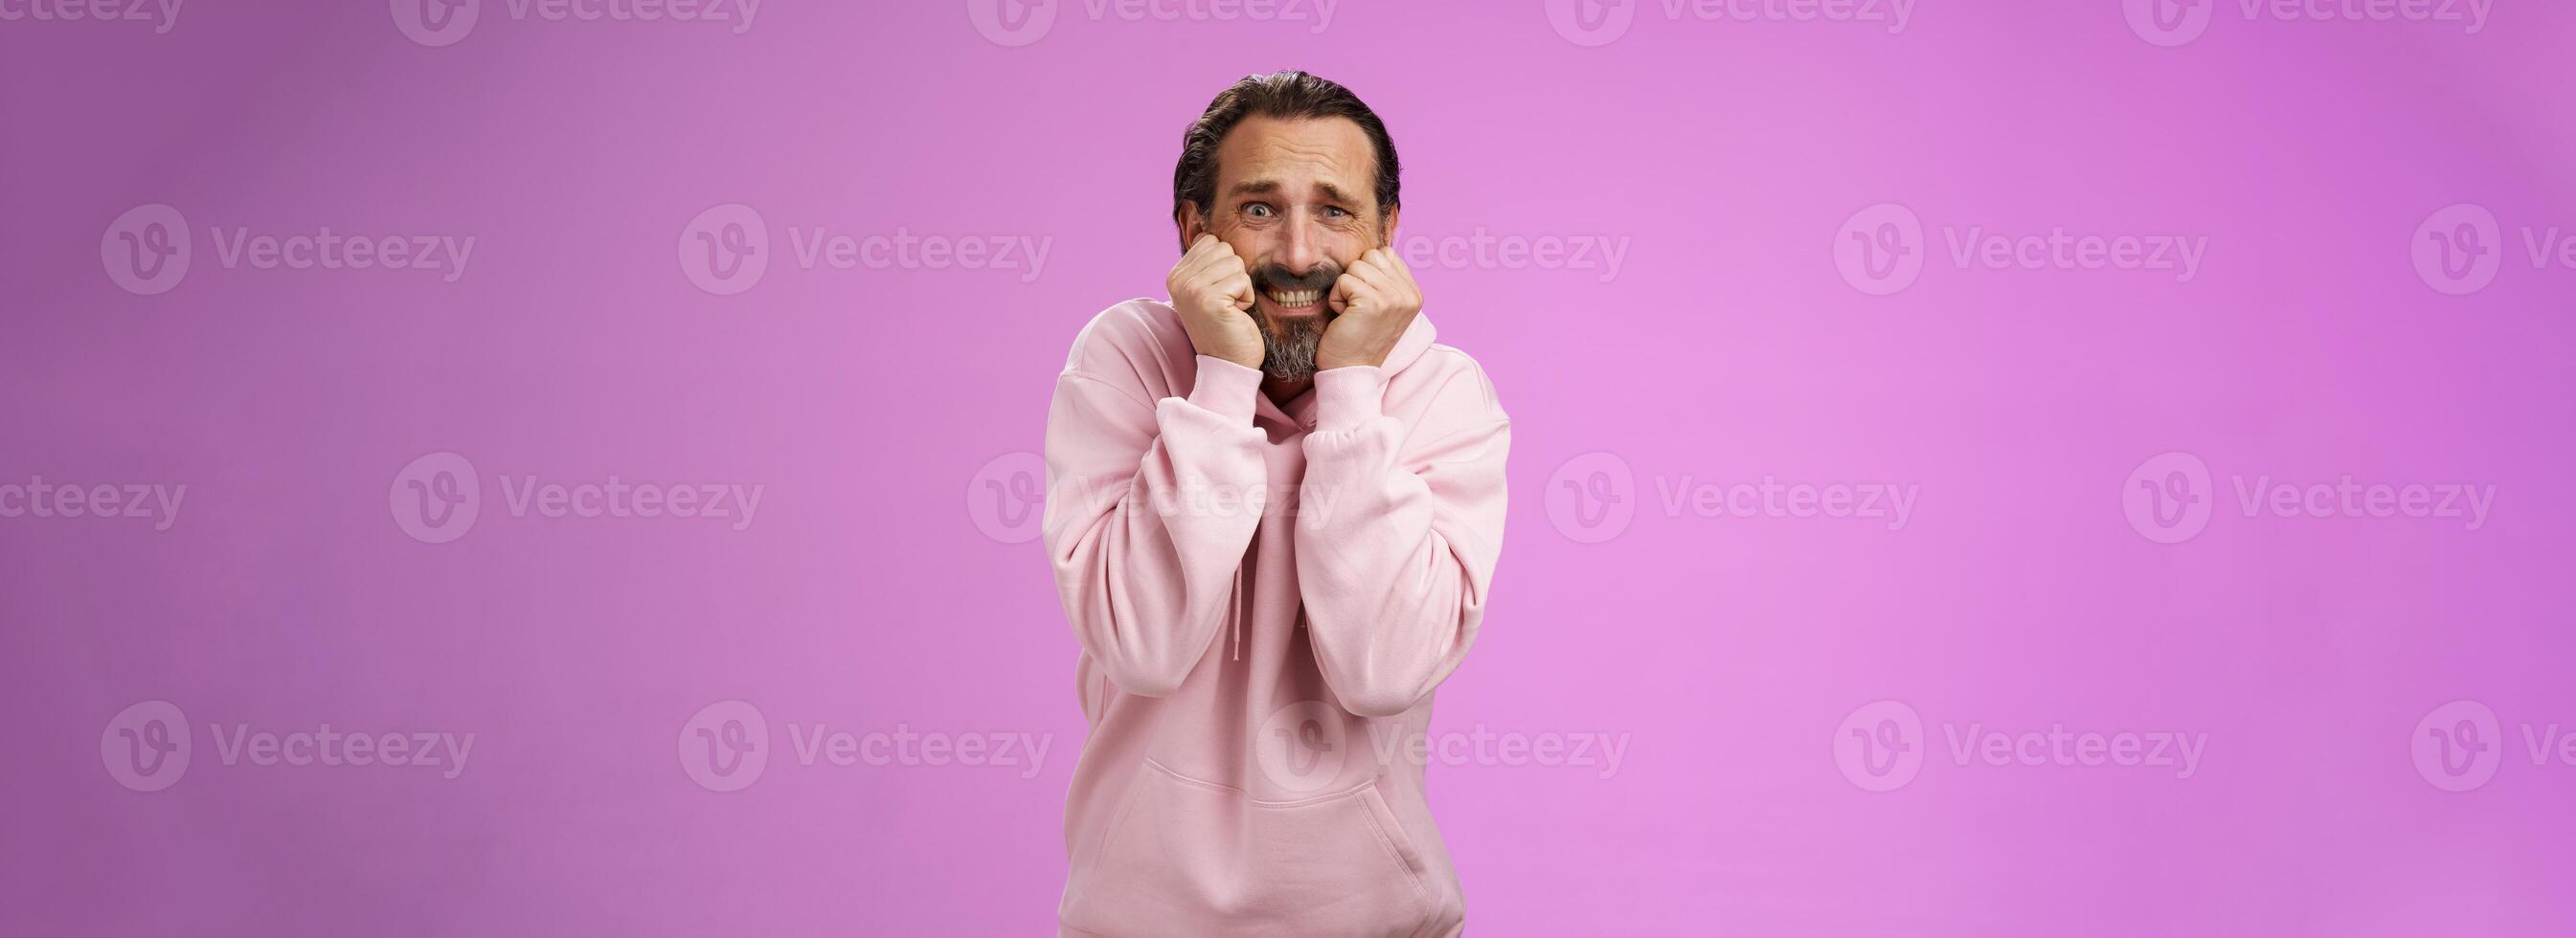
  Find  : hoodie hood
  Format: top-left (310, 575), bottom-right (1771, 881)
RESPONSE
top-left (1380, 310), bottom-right (1439, 376)
top-left (1249, 311), bottom-right (1439, 432)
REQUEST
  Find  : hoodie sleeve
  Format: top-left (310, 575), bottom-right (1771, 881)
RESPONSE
top-left (1045, 346), bottom-right (1269, 699)
top-left (1294, 361), bottom-right (1510, 718)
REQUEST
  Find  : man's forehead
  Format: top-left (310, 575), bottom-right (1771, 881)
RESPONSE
top-left (1216, 117), bottom-right (1373, 198)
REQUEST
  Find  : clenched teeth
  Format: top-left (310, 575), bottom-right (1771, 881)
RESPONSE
top-left (1266, 289), bottom-right (1322, 306)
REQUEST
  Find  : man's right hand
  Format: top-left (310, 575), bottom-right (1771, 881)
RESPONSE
top-left (1167, 234), bottom-right (1265, 370)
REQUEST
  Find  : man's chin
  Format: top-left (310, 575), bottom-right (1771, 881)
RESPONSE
top-left (1253, 306), bottom-right (1326, 382)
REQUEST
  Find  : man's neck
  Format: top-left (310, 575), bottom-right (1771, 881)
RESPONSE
top-left (1260, 374), bottom-right (1310, 411)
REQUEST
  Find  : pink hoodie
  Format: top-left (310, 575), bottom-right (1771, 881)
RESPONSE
top-left (1045, 299), bottom-right (1510, 937)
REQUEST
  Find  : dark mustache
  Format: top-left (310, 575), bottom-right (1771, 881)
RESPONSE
top-left (1252, 262), bottom-right (1342, 295)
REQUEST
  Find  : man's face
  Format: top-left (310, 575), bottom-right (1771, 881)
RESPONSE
top-left (1181, 115), bottom-right (1396, 379)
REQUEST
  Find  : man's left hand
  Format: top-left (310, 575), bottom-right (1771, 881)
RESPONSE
top-left (1317, 248), bottom-right (1423, 371)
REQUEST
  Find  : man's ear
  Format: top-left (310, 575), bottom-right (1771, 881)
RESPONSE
top-left (1175, 204), bottom-right (1207, 253)
top-left (1379, 206), bottom-right (1400, 248)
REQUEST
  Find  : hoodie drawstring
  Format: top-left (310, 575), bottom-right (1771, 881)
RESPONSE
top-left (1236, 561), bottom-right (1256, 664)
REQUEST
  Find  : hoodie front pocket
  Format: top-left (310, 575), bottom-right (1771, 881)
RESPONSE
top-left (1067, 759), bottom-right (1433, 936)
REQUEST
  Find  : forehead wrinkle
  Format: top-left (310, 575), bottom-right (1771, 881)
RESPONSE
top-left (1216, 119), bottom-right (1375, 207)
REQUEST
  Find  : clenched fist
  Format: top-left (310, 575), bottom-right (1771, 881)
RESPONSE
top-left (1167, 234), bottom-right (1265, 370)
top-left (1317, 248), bottom-right (1423, 370)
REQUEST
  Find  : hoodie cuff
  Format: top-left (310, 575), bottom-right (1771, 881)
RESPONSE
top-left (1312, 366), bottom-right (1388, 434)
top-left (1186, 355), bottom-right (1263, 423)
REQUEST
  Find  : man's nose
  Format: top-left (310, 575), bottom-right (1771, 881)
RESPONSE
top-left (1275, 217), bottom-right (1324, 275)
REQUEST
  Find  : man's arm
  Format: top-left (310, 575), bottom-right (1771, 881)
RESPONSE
top-left (1046, 240), bottom-right (1267, 699)
top-left (1294, 363), bottom-right (1510, 717)
top-left (1045, 348), bottom-right (1269, 699)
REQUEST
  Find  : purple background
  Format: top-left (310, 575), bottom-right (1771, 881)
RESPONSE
top-left (6, 0), bottom-right (2574, 934)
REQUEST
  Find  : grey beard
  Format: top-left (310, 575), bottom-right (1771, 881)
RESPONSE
top-left (1256, 313), bottom-right (1324, 382)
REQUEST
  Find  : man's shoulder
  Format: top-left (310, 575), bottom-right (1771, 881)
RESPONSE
top-left (1057, 299), bottom-right (1195, 407)
top-left (1061, 298), bottom-right (1190, 375)
top-left (1395, 341), bottom-right (1506, 425)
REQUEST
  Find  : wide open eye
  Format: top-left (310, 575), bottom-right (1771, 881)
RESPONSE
top-left (1244, 202), bottom-right (1276, 219)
